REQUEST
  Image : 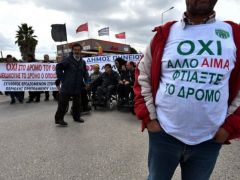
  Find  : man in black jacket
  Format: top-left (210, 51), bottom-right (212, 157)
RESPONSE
top-left (55, 43), bottom-right (88, 126)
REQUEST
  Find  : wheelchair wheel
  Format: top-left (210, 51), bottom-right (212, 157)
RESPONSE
top-left (88, 101), bottom-right (92, 107)
top-left (107, 100), bottom-right (113, 110)
top-left (109, 102), bottom-right (114, 110)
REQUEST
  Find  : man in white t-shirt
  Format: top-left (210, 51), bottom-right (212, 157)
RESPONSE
top-left (134, 0), bottom-right (240, 179)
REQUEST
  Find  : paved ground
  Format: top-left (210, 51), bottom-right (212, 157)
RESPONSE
top-left (0, 94), bottom-right (239, 180)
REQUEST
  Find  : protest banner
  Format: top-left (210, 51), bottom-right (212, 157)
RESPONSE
top-left (83, 53), bottom-right (143, 73)
top-left (0, 63), bottom-right (57, 91)
top-left (0, 54), bottom-right (143, 91)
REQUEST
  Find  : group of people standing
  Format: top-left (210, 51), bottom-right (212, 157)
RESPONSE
top-left (54, 43), bottom-right (136, 126)
top-left (2, 45), bottom-right (136, 124)
top-left (2, 54), bottom-right (58, 104)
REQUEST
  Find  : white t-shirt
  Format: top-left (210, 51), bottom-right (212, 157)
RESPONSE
top-left (155, 21), bottom-right (237, 145)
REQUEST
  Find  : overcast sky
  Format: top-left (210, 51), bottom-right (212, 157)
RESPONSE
top-left (0, 0), bottom-right (239, 60)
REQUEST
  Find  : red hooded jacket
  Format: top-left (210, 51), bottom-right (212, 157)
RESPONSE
top-left (134, 21), bottom-right (240, 141)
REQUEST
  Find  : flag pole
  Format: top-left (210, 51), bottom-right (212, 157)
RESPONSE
top-left (88, 22), bottom-right (90, 39)
top-left (125, 33), bottom-right (127, 44)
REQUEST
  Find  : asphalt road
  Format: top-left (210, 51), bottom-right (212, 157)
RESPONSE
top-left (0, 95), bottom-right (239, 180)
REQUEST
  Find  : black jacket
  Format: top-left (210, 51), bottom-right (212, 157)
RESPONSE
top-left (93, 70), bottom-right (120, 88)
top-left (120, 69), bottom-right (135, 86)
top-left (56, 54), bottom-right (88, 95)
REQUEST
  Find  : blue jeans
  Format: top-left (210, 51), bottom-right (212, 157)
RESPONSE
top-left (148, 130), bottom-right (222, 180)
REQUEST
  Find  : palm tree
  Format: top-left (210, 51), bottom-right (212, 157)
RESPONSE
top-left (15, 23), bottom-right (38, 61)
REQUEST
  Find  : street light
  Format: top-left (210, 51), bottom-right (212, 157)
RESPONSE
top-left (161, 6), bottom-right (174, 25)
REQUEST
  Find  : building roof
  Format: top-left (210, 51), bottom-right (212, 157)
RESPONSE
top-left (57, 38), bottom-right (130, 56)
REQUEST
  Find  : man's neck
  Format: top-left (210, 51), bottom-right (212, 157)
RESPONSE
top-left (186, 11), bottom-right (214, 24)
top-left (73, 55), bottom-right (81, 61)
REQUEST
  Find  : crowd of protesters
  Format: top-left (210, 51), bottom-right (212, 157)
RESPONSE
top-left (0, 50), bottom-right (136, 120)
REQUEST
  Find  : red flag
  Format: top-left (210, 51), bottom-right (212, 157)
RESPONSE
top-left (76, 23), bottom-right (88, 33)
top-left (115, 32), bottom-right (126, 39)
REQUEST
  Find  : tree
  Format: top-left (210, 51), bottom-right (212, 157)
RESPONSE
top-left (15, 23), bottom-right (38, 60)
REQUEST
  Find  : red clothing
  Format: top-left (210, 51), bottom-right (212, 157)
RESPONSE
top-left (134, 21), bottom-right (240, 141)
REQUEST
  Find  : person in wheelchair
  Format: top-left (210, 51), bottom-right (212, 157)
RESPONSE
top-left (91, 64), bottom-right (120, 106)
top-left (89, 64), bottom-right (102, 97)
top-left (90, 64), bottom-right (102, 82)
top-left (117, 61), bottom-right (135, 106)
